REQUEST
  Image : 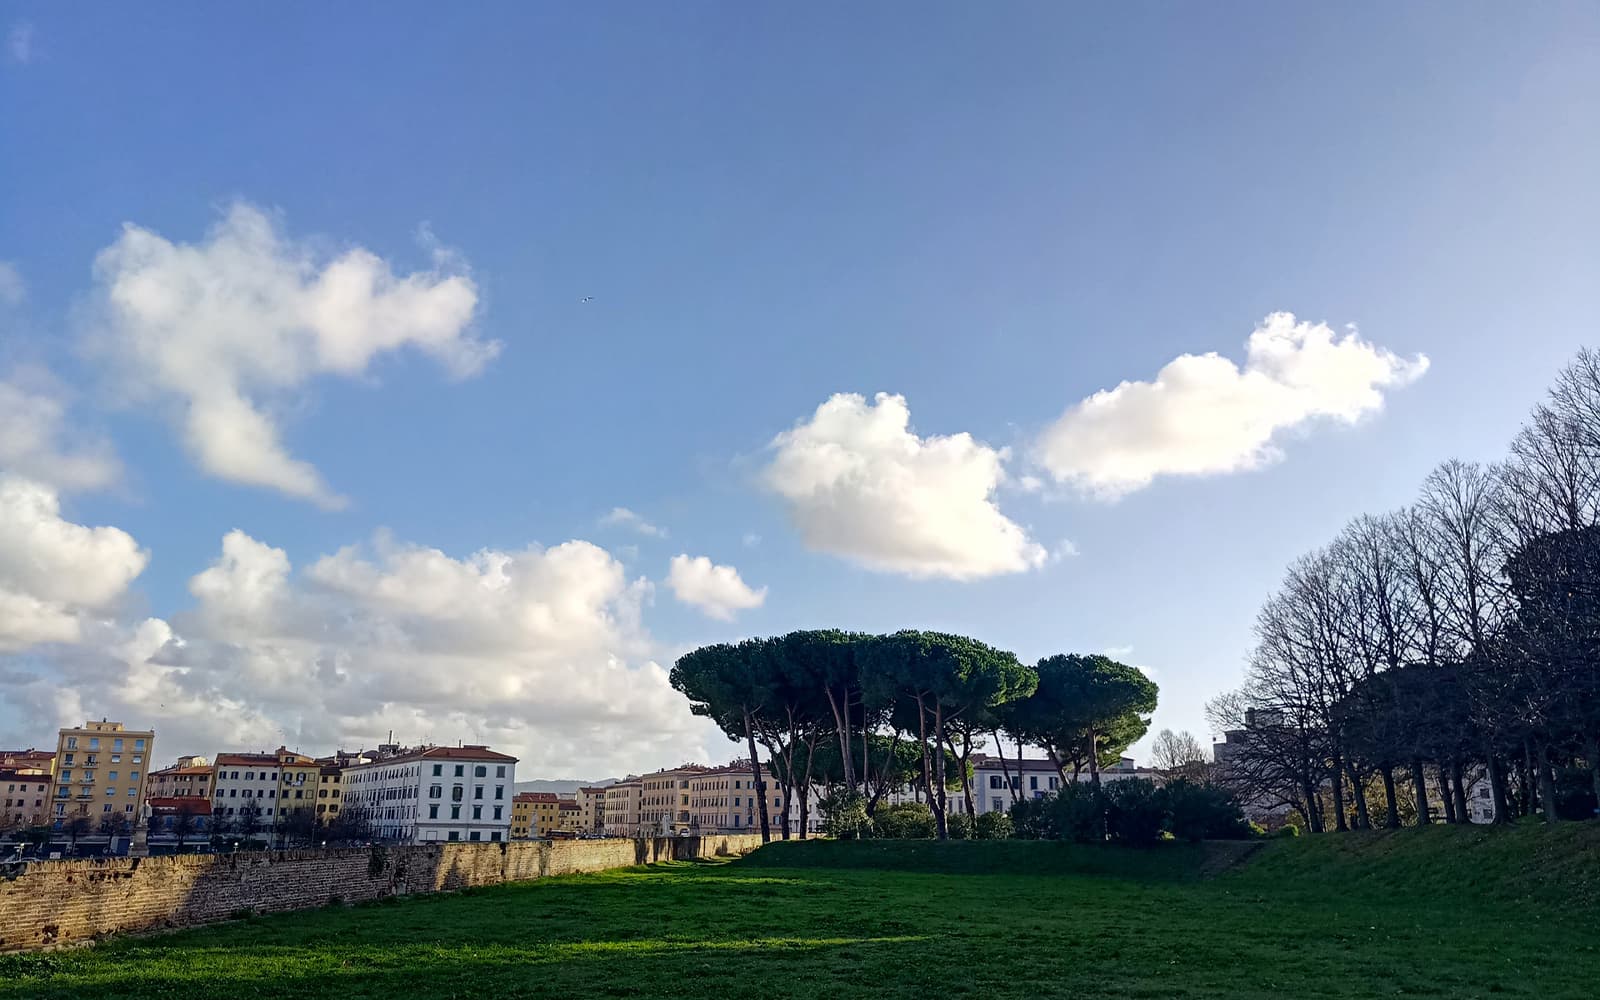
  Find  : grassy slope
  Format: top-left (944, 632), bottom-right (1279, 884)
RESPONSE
top-left (3, 825), bottom-right (1597, 1000)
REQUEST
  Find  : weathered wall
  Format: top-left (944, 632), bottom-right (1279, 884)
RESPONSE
top-left (0, 834), bottom-right (763, 952)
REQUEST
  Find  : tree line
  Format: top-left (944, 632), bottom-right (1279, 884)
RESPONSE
top-left (670, 629), bottom-right (1158, 842)
top-left (1210, 348), bottom-right (1600, 830)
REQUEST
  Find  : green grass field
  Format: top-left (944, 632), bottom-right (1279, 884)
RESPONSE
top-left (4, 824), bottom-right (1598, 999)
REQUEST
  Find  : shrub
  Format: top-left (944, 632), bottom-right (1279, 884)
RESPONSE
top-left (946, 812), bottom-right (975, 840)
top-left (975, 811), bottom-right (1013, 840)
top-left (1048, 784), bottom-right (1107, 843)
top-left (820, 792), bottom-right (871, 840)
top-left (1009, 797), bottom-right (1050, 840)
top-left (1554, 768), bottom-right (1599, 821)
top-left (873, 803), bottom-right (936, 839)
top-left (1104, 778), bottom-right (1165, 844)
top-left (1275, 822), bottom-right (1301, 838)
top-left (1161, 780), bottom-right (1252, 842)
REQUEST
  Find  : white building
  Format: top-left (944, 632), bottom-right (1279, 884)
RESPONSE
top-left (211, 750), bottom-right (313, 827)
top-left (341, 745), bottom-right (516, 844)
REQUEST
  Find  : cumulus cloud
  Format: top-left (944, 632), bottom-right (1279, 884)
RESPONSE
top-left (764, 392), bottom-right (1046, 580)
top-left (0, 476), bottom-right (148, 651)
top-left (0, 368), bottom-right (121, 491)
top-left (599, 506), bottom-right (666, 538)
top-left (1036, 313), bottom-right (1428, 498)
top-left (1, 526), bottom-right (722, 776)
top-left (666, 554), bottom-right (766, 620)
top-left (0, 261), bottom-right (23, 305)
top-left (88, 202), bottom-right (495, 507)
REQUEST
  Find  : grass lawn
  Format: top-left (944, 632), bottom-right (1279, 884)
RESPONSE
top-left (3, 824), bottom-right (1597, 999)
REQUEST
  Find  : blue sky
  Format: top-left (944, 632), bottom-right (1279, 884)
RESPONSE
top-left (2, 4), bottom-right (1597, 776)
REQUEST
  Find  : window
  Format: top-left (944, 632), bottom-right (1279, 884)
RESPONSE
top-left (494, 785), bottom-right (504, 800)
top-left (429, 784), bottom-right (442, 799)
top-left (469, 831), bottom-right (481, 842)
top-left (474, 765), bottom-right (486, 778)
top-left (113, 738), bottom-right (124, 752)
top-left (450, 806), bottom-right (461, 819)
top-left (429, 805), bottom-right (439, 819)
top-left (1029, 776), bottom-right (1038, 791)
top-left (89, 738), bottom-right (100, 750)
top-left (1049, 777), bottom-right (1060, 790)
top-left (66, 737), bottom-right (77, 749)
top-left (991, 797), bottom-right (1003, 812)
top-left (135, 739), bottom-right (145, 750)
top-left (454, 765), bottom-right (464, 777)
top-left (988, 776), bottom-right (1003, 789)
top-left (111, 755), bottom-right (121, 764)
top-left (432, 764), bottom-right (442, 776)
top-left (60, 770), bottom-right (71, 782)
top-left (447, 831), bottom-right (460, 842)
top-left (472, 806), bottom-right (482, 820)
top-left (493, 806), bottom-right (502, 820)
top-left (451, 786), bottom-right (464, 802)
top-left (473, 786), bottom-right (483, 800)
top-left (496, 766), bottom-right (506, 778)
top-left (109, 771), bottom-right (119, 782)
top-left (490, 832), bottom-right (501, 842)
top-left (245, 771), bottom-right (255, 780)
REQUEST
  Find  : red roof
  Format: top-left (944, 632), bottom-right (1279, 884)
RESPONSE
top-left (147, 797), bottom-right (212, 815)
top-left (515, 791), bottom-right (560, 803)
top-left (214, 753), bottom-right (280, 766)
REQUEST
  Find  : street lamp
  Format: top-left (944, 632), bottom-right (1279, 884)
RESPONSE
top-left (232, 840), bottom-right (239, 854)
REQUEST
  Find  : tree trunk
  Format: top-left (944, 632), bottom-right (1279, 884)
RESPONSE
top-left (992, 730), bottom-right (1015, 809)
top-left (931, 705), bottom-right (950, 840)
top-left (914, 694), bottom-right (936, 830)
top-left (744, 710), bottom-right (771, 844)
top-left (1449, 759), bottom-right (1468, 823)
top-left (825, 688), bottom-right (855, 793)
top-left (1521, 742), bottom-right (1538, 817)
top-left (1348, 763), bottom-right (1372, 830)
top-left (960, 730), bottom-right (976, 820)
top-left (1381, 765), bottom-right (1400, 829)
top-left (1331, 752), bottom-right (1349, 832)
top-left (1411, 760), bottom-right (1430, 825)
top-left (1537, 744), bottom-right (1560, 826)
top-left (1481, 750), bottom-right (1508, 825)
top-left (1438, 767), bottom-right (1458, 824)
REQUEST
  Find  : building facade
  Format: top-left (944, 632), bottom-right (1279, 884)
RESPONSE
top-left (1, 767), bottom-right (51, 829)
top-left (640, 765), bottom-right (706, 835)
top-left (52, 720), bottom-right (154, 834)
top-left (210, 747), bottom-right (319, 840)
top-left (340, 745), bottom-right (516, 844)
top-left (146, 762), bottom-right (213, 800)
top-left (576, 785), bottom-right (608, 835)
top-left (603, 779), bottom-right (641, 836)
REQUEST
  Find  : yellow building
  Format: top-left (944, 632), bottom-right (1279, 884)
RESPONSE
top-left (275, 747), bottom-right (321, 823)
top-left (640, 765), bottom-right (704, 836)
top-left (53, 720), bottom-right (155, 836)
top-left (510, 792), bottom-right (535, 838)
top-left (557, 799), bottom-right (582, 834)
top-left (146, 762), bottom-right (213, 800)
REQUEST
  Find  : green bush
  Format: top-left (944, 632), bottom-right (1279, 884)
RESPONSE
top-left (820, 792), bottom-right (871, 840)
top-left (975, 811), bottom-right (1013, 840)
top-left (1275, 822), bottom-right (1301, 838)
top-left (873, 802), bottom-right (936, 839)
top-left (1008, 797), bottom-right (1050, 840)
top-left (1161, 779), bottom-right (1252, 842)
top-left (946, 812), bottom-right (975, 840)
top-left (1104, 778), bottom-right (1165, 844)
top-left (1048, 784), bottom-right (1107, 843)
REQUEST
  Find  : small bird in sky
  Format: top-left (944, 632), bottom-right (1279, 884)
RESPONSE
top-left (580, 296), bottom-right (595, 303)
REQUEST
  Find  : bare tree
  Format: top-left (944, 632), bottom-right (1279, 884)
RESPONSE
top-left (1150, 729), bottom-right (1209, 782)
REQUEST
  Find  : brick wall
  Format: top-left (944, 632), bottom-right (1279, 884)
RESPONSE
top-left (0, 833), bottom-right (764, 952)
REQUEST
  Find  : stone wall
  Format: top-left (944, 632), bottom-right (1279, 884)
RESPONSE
top-left (0, 833), bottom-right (763, 952)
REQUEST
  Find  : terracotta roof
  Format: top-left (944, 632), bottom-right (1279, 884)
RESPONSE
top-left (558, 801), bottom-right (580, 811)
top-left (151, 764), bottom-right (213, 776)
top-left (350, 745), bottom-right (518, 767)
top-left (147, 797), bottom-right (212, 815)
top-left (515, 791), bottom-right (560, 803)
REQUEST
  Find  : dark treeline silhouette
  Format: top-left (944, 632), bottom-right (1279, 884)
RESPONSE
top-left (1210, 349), bottom-right (1600, 830)
top-left (671, 630), bottom-right (1157, 842)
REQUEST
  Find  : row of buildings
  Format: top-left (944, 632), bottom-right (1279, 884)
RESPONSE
top-left (3, 718), bottom-right (1166, 854)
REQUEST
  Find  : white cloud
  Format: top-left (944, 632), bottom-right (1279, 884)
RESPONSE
top-left (0, 261), bottom-right (24, 305)
top-left (666, 554), bottom-right (766, 620)
top-left (742, 532), bottom-right (761, 548)
top-left (0, 476), bottom-right (148, 651)
top-left (88, 202), bottom-right (495, 507)
top-left (0, 368), bottom-right (121, 491)
top-left (764, 392), bottom-right (1046, 580)
top-left (6, 22), bottom-right (32, 65)
top-left (1035, 312), bottom-right (1429, 498)
top-left (599, 506), bottom-right (666, 538)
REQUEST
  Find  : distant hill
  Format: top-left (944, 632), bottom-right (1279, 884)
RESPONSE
top-left (513, 778), bottom-right (620, 796)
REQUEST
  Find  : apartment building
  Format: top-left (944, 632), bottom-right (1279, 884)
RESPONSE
top-left (210, 747), bottom-right (319, 835)
top-left (965, 754), bottom-right (1153, 815)
top-left (577, 786), bottom-right (608, 834)
top-left (1, 766), bottom-right (51, 828)
top-left (341, 745), bottom-right (516, 844)
top-left (557, 799), bottom-right (582, 833)
top-left (52, 720), bottom-right (154, 832)
top-left (0, 749), bottom-right (56, 775)
top-left (640, 765), bottom-right (705, 835)
top-left (603, 778), bottom-right (642, 836)
top-left (147, 760), bottom-right (213, 799)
